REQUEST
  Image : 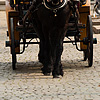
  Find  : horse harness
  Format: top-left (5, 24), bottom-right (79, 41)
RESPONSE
top-left (29, 0), bottom-right (69, 17)
top-left (23, 0), bottom-right (78, 24)
top-left (43, 0), bottom-right (68, 16)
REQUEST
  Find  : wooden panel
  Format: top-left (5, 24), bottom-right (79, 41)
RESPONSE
top-left (79, 0), bottom-right (90, 50)
top-left (6, 1), bottom-right (20, 53)
top-left (7, 11), bottom-right (20, 53)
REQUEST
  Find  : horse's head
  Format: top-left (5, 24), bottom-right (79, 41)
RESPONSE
top-left (44, 0), bottom-right (67, 11)
top-left (47, 0), bottom-right (63, 5)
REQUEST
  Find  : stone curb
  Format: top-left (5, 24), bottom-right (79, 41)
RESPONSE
top-left (92, 19), bottom-right (100, 25)
top-left (0, 5), bottom-right (5, 11)
top-left (0, 1), bottom-right (5, 5)
top-left (0, 1), bottom-right (5, 11)
top-left (93, 25), bottom-right (100, 34)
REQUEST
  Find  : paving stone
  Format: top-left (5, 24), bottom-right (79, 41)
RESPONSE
top-left (93, 25), bottom-right (100, 34)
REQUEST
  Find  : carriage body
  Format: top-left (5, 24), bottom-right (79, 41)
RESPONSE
top-left (5, 0), bottom-right (97, 69)
top-left (6, 0), bottom-right (33, 54)
top-left (79, 0), bottom-right (90, 50)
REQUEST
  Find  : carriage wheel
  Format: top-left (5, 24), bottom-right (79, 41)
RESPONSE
top-left (95, 3), bottom-right (100, 15)
top-left (83, 50), bottom-right (87, 61)
top-left (10, 18), bottom-right (17, 70)
top-left (86, 15), bottom-right (93, 67)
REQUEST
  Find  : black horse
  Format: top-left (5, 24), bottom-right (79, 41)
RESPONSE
top-left (23, 0), bottom-right (72, 78)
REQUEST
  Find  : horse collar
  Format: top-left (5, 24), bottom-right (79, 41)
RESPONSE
top-left (43, 0), bottom-right (67, 16)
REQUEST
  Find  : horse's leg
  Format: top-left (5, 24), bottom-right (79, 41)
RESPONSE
top-left (41, 39), bottom-right (53, 75)
top-left (34, 21), bottom-right (52, 75)
top-left (38, 37), bottom-right (52, 75)
top-left (38, 39), bottom-right (45, 64)
top-left (31, 16), bottom-right (46, 65)
top-left (49, 28), bottom-right (64, 78)
top-left (52, 40), bottom-right (64, 78)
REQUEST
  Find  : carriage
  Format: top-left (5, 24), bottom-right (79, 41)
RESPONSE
top-left (5, 0), bottom-right (97, 77)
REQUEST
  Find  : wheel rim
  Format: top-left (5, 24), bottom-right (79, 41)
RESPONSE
top-left (87, 15), bottom-right (93, 67)
top-left (83, 50), bottom-right (87, 61)
top-left (10, 18), bottom-right (16, 70)
top-left (95, 3), bottom-right (100, 15)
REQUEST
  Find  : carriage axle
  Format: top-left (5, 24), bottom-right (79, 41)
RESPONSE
top-left (6, 37), bottom-right (97, 47)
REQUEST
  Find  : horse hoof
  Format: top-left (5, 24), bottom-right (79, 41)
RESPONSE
top-left (43, 72), bottom-right (50, 76)
top-left (41, 67), bottom-right (51, 76)
top-left (60, 71), bottom-right (64, 77)
top-left (53, 75), bottom-right (60, 78)
top-left (39, 59), bottom-right (43, 64)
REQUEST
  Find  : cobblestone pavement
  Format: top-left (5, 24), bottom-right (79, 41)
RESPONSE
top-left (0, 11), bottom-right (100, 100)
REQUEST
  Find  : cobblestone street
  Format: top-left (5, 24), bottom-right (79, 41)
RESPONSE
top-left (0, 11), bottom-right (100, 100)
